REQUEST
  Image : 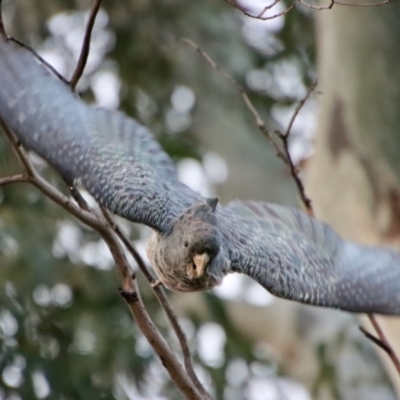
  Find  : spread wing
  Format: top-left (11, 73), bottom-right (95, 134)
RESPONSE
top-left (0, 40), bottom-right (201, 231)
top-left (218, 201), bottom-right (400, 315)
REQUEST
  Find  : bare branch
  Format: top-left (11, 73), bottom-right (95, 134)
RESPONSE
top-left (183, 39), bottom-right (282, 157)
top-left (333, 0), bottom-right (397, 6)
top-left (224, 0), bottom-right (295, 20)
top-left (359, 327), bottom-right (390, 352)
top-left (89, 213), bottom-right (203, 398)
top-left (223, 0), bottom-right (398, 22)
top-left (0, 119), bottom-right (102, 230)
top-left (282, 83), bottom-right (318, 140)
top-left (274, 82), bottom-right (319, 216)
top-left (8, 37), bottom-right (69, 85)
top-left (258, 0), bottom-right (280, 16)
top-left (183, 38), bottom-right (314, 215)
top-left (70, 0), bottom-right (102, 89)
top-left (0, 116), bottom-right (206, 399)
top-left (119, 284), bottom-right (204, 400)
top-left (298, 0), bottom-right (397, 10)
top-left (366, 314), bottom-right (400, 375)
top-left (0, 4), bottom-right (67, 83)
top-left (101, 208), bottom-right (210, 399)
top-left (0, 174), bottom-right (28, 186)
top-left (297, 0), bottom-right (335, 9)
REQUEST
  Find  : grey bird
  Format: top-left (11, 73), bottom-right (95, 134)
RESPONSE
top-left (1, 39), bottom-right (400, 315)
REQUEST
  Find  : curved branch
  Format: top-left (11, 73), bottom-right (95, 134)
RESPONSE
top-left (183, 38), bottom-right (314, 215)
top-left (0, 174), bottom-right (28, 186)
top-left (298, 0), bottom-right (397, 10)
top-left (224, 0), bottom-right (295, 20)
top-left (8, 37), bottom-right (69, 85)
top-left (223, 0), bottom-right (399, 22)
top-left (101, 208), bottom-right (210, 399)
top-left (70, 0), bottom-right (102, 89)
top-left (0, 116), bottom-right (205, 400)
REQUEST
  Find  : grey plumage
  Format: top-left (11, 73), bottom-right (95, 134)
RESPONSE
top-left (1, 39), bottom-right (400, 315)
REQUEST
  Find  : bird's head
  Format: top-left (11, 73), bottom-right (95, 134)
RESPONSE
top-left (152, 198), bottom-right (228, 292)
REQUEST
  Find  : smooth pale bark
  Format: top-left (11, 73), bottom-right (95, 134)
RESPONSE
top-left (306, 3), bottom-right (400, 393)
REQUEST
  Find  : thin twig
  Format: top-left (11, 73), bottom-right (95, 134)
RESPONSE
top-left (70, 0), bottom-right (102, 89)
top-left (282, 83), bottom-right (318, 140)
top-left (0, 174), bottom-right (28, 186)
top-left (224, 0), bottom-right (295, 20)
top-left (275, 82), bottom-right (318, 216)
top-left (296, 0), bottom-right (334, 9)
top-left (8, 37), bottom-right (69, 84)
top-left (183, 38), bottom-right (282, 158)
top-left (100, 208), bottom-right (155, 281)
top-left (0, 119), bottom-right (102, 231)
top-left (332, 0), bottom-right (397, 6)
top-left (183, 38), bottom-right (314, 214)
top-left (258, 0), bottom-right (280, 16)
top-left (223, 0), bottom-right (398, 21)
top-left (366, 314), bottom-right (400, 375)
top-left (359, 327), bottom-right (391, 353)
top-left (297, 0), bottom-right (397, 10)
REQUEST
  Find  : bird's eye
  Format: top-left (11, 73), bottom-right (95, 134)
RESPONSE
top-left (184, 241), bottom-right (189, 248)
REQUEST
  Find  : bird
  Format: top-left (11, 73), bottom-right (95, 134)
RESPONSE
top-left (1, 39), bottom-right (400, 315)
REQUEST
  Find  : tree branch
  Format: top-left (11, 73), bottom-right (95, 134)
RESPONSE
top-left (0, 174), bottom-right (28, 186)
top-left (70, 0), bottom-right (102, 90)
top-left (8, 37), bottom-right (69, 85)
top-left (0, 115), bottom-right (205, 400)
top-left (359, 326), bottom-right (391, 353)
top-left (298, 0), bottom-right (397, 10)
top-left (275, 82), bottom-right (319, 216)
top-left (224, 0), bottom-right (295, 20)
top-left (363, 314), bottom-right (400, 375)
top-left (223, 0), bottom-right (398, 22)
top-left (101, 208), bottom-right (210, 399)
top-left (183, 38), bottom-right (314, 215)
top-left (67, 1), bottom-right (207, 394)
top-left (0, 1), bottom-right (208, 397)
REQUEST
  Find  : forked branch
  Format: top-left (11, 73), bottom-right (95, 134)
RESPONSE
top-left (183, 38), bottom-right (314, 215)
top-left (224, 0), bottom-right (398, 21)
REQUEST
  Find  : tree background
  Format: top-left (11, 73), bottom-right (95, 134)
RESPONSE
top-left (0, 0), bottom-right (398, 399)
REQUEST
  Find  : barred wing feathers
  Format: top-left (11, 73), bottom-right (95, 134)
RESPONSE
top-left (0, 40), bottom-right (200, 231)
top-left (218, 201), bottom-right (400, 314)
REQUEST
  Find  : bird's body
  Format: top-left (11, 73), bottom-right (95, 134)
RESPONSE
top-left (1, 39), bottom-right (400, 314)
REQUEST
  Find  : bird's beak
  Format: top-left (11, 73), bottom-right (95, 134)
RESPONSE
top-left (192, 253), bottom-right (210, 278)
